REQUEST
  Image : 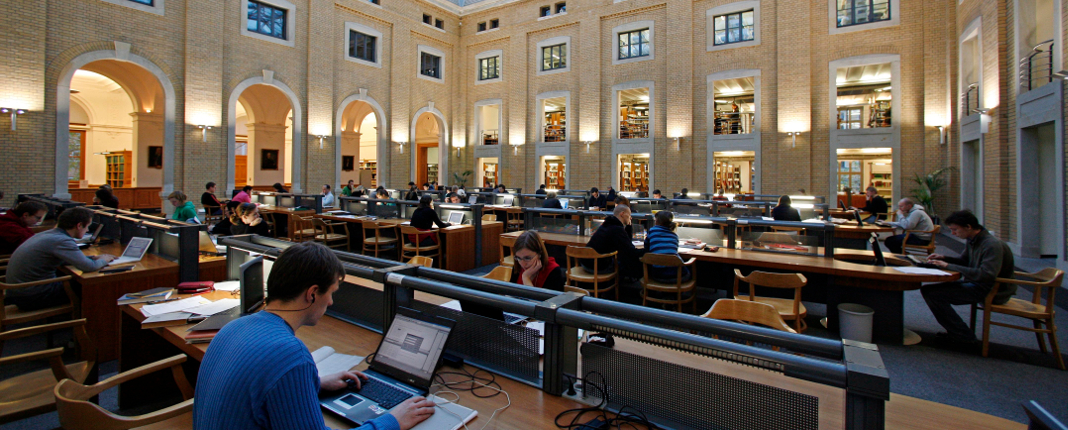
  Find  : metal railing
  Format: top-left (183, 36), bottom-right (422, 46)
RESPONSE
top-left (1020, 39), bottom-right (1056, 92)
top-left (481, 129), bottom-right (498, 145)
top-left (960, 82), bottom-right (979, 115)
top-left (712, 111), bottom-right (755, 135)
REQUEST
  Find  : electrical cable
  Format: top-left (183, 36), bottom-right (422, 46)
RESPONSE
top-left (429, 367), bottom-right (511, 430)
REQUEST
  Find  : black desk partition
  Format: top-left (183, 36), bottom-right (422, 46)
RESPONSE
top-left (91, 208), bottom-right (201, 282)
top-left (338, 197), bottom-right (371, 216)
top-left (18, 193), bottom-right (85, 220)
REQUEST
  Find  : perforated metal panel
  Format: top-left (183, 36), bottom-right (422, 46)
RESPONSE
top-left (413, 301), bottom-right (541, 385)
top-left (328, 282), bottom-right (385, 332)
top-left (581, 342), bottom-right (818, 430)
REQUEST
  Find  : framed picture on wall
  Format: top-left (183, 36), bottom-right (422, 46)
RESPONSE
top-left (342, 156), bottom-right (355, 171)
top-left (148, 146), bottom-right (163, 169)
top-left (262, 149), bottom-right (279, 170)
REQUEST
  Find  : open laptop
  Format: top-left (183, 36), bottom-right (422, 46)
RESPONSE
top-left (198, 231), bottom-right (225, 255)
top-left (446, 211), bottom-right (464, 225)
top-left (108, 237), bottom-right (153, 266)
top-left (501, 195), bottom-right (515, 206)
top-left (76, 223), bottom-right (104, 249)
top-left (468, 195), bottom-right (478, 204)
top-left (560, 199), bottom-right (569, 209)
top-left (321, 307), bottom-right (455, 425)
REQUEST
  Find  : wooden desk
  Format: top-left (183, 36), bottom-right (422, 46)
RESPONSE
top-left (317, 215), bottom-right (503, 271)
top-left (832, 221), bottom-right (895, 249)
top-left (64, 242), bottom-right (180, 361)
top-left (259, 205), bottom-right (315, 240)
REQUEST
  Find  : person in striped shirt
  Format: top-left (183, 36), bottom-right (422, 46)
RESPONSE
top-left (643, 211), bottom-right (691, 283)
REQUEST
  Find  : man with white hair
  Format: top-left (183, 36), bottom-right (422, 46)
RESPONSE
top-left (881, 197), bottom-right (934, 254)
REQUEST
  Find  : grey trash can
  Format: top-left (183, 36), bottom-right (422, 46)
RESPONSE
top-left (838, 303), bottom-right (874, 343)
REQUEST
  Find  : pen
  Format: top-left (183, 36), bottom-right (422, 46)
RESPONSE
top-left (148, 298), bottom-right (179, 304)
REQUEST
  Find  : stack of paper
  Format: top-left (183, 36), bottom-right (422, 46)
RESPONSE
top-left (893, 267), bottom-right (953, 276)
top-left (139, 297), bottom-right (241, 329)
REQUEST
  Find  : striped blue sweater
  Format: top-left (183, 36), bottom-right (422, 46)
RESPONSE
top-left (193, 311), bottom-right (399, 430)
top-left (644, 225), bottom-right (684, 279)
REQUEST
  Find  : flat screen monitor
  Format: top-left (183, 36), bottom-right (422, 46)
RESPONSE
top-left (854, 209), bottom-right (864, 227)
top-left (240, 256), bottom-right (267, 313)
top-left (447, 211), bottom-right (464, 225)
top-left (869, 233), bottom-right (886, 267)
top-left (501, 195), bottom-right (514, 206)
top-left (468, 195), bottom-right (478, 204)
top-left (838, 199), bottom-right (846, 209)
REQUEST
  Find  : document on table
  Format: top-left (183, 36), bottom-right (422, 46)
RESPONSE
top-left (893, 267), bottom-right (953, 276)
top-left (140, 296), bottom-right (212, 317)
top-left (213, 281), bottom-right (240, 292)
top-left (183, 298), bottom-right (240, 316)
top-left (311, 346), bottom-right (365, 377)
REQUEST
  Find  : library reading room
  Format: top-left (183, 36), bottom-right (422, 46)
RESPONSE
top-left (2, 0), bottom-right (1068, 429)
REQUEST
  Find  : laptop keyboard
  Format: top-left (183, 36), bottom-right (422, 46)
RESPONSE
top-left (358, 378), bottom-right (413, 409)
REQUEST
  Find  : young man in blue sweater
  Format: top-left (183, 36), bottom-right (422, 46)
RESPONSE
top-left (193, 242), bottom-right (434, 430)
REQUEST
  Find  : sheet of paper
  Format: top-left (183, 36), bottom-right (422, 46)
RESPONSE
top-left (142, 312), bottom-right (193, 324)
top-left (184, 298), bottom-right (240, 316)
top-left (140, 296), bottom-right (211, 317)
top-left (213, 281), bottom-right (240, 292)
top-left (440, 300), bottom-right (462, 312)
top-left (525, 321), bottom-right (545, 337)
top-left (893, 267), bottom-right (952, 276)
top-left (310, 346), bottom-right (365, 377)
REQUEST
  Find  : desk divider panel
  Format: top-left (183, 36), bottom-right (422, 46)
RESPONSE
top-left (91, 209), bottom-right (201, 282)
top-left (18, 193), bottom-right (86, 220)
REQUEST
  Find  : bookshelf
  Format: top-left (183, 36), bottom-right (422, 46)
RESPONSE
top-left (427, 163), bottom-right (439, 184)
top-left (360, 160), bottom-right (377, 187)
top-left (482, 162), bottom-right (498, 188)
top-left (105, 151), bottom-right (132, 188)
top-left (619, 105), bottom-right (649, 139)
top-left (618, 158), bottom-right (648, 192)
top-left (543, 161), bottom-right (566, 189)
top-left (869, 162), bottom-right (892, 195)
top-left (868, 100), bottom-right (891, 128)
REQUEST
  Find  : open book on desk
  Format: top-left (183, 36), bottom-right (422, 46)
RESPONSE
top-left (311, 346), bottom-right (365, 378)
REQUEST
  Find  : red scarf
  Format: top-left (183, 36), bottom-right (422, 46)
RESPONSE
top-left (516, 257), bottom-right (560, 289)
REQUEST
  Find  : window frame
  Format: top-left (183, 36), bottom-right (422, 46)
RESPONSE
top-left (535, 36), bottom-right (571, 76)
top-left (555, 2), bottom-right (566, 13)
top-left (712, 10), bottom-right (755, 46)
top-left (540, 6), bottom-right (551, 17)
top-left (611, 81), bottom-right (655, 145)
top-left (97, 0), bottom-right (165, 16)
top-left (536, 91), bottom-right (571, 145)
top-left (827, 0), bottom-right (898, 35)
top-left (477, 54), bottom-right (502, 83)
top-left (423, 14), bottom-right (432, 24)
top-left (490, 19), bottom-right (499, 29)
top-left (835, 0), bottom-right (891, 29)
top-left (240, 0), bottom-right (296, 47)
top-left (541, 44), bottom-right (567, 71)
top-left (417, 44), bottom-right (445, 83)
top-left (474, 99), bottom-right (504, 147)
top-left (435, 18), bottom-right (444, 29)
top-left (617, 29), bottom-right (650, 60)
top-left (706, 1), bottom-right (760, 52)
top-left (478, 22), bottom-right (487, 32)
top-left (612, 21), bottom-right (655, 65)
top-left (344, 22), bottom-right (383, 68)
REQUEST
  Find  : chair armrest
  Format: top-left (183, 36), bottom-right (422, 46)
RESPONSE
top-left (0, 275), bottom-right (73, 290)
top-left (118, 398), bottom-right (194, 427)
top-left (0, 347), bottom-right (64, 367)
top-left (682, 257), bottom-right (697, 266)
top-left (80, 354), bottom-right (188, 398)
top-left (0, 319), bottom-right (86, 342)
top-left (995, 277), bottom-right (1048, 287)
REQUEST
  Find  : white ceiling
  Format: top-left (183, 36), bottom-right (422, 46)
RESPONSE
top-left (71, 70), bottom-right (123, 94)
top-left (618, 88), bottom-right (650, 103)
top-left (836, 63), bottom-right (892, 87)
top-left (543, 97), bottom-right (566, 112)
top-left (712, 77), bottom-right (755, 96)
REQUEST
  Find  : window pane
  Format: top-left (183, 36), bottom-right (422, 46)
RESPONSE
top-left (742, 25), bottom-right (754, 41)
top-left (559, 46), bottom-right (566, 66)
top-left (619, 46), bottom-right (627, 59)
top-left (714, 16), bottom-right (725, 31)
top-left (837, 9), bottom-right (852, 26)
top-left (728, 28), bottom-right (740, 42)
top-left (630, 32), bottom-right (640, 45)
top-left (742, 11), bottom-right (753, 26)
top-left (714, 30), bottom-right (726, 45)
top-left (640, 42), bottom-right (649, 56)
top-left (728, 14), bottom-right (740, 29)
top-left (837, 0), bottom-right (852, 10)
top-left (640, 29), bottom-right (649, 43)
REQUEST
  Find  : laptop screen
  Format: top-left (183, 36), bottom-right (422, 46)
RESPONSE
top-left (124, 237), bottom-right (152, 258)
top-left (447, 212), bottom-right (464, 224)
top-left (560, 200), bottom-right (569, 209)
top-left (501, 195), bottom-right (514, 206)
top-left (372, 312), bottom-right (452, 387)
top-left (468, 195), bottom-right (478, 204)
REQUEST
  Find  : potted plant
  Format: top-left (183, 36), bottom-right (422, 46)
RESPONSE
top-left (910, 166), bottom-right (956, 225)
top-left (452, 170), bottom-right (473, 188)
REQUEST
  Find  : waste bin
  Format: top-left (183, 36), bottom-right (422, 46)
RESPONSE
top-left (838, 303), bottom-right (874, 343)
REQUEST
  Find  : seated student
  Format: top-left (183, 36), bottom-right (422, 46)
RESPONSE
top-left (587, 187), bottom-right (607, 210)
top-left (230, 203), bottom-right (270, 236)
top-left (604, 186), bottom-right (617, 203)
top-left (194, 241), bottom-right (434, 430)
top-left (0, 201), bottom-right (47, 255)
top-left (94, 186), bottom-right (120, 208)
top-left (353, 185), bottom-right (366, 198)
top-left (273, 182), bottom-right (288, 193)
top-left (495, 184), bottom-right (507, 194)
top-left (542, 192), bottom-right (563, 209)
top-left (635, 188), bottom-right (648, 198)
top-left (202, 182), bottom-right (225, 215)
top-left (849, 186), bottom-right (889, 222)
top-left (921, 210), bottom-right (1015, 345)
top-left (584, 205), bottom-right (644, 278)
top-left (168, 191), bottom-right (199, 223)
top-left (421, 183), bottom-right (431, 191)
top-left (321, 184), bottom-right (335, 207)
top-left (232, 185), bottom-right (253, 203)
top-left (341, 180), bottom-right (356, 196)
top-left (404, 182), bottom-right (419, 201)
top-left (376, 188), bottom-right (391, 200)
top-left (883, 198), bottom-right (934, 254)
top-left (5, 207), bottom-right (115, 311)
top-left (511, 230), bottom-right (565, 291)
top-left (408, 196), bottom-right (448, 246)
top-left (536, 184), bottom-right (547, 195)
top-left (644, 211), bottom-right (692, 283)
top-left (614, 194), bottom-right (630, 208)
top-left (454, 185), bottom-right (466, 198)
top-left (211, 201), bottom-right (242, 235)
top-left (445, 192), bottom-right (462, 204)
top-left (651, 189), bottom-right (663, 199)
top-left (771, 195), bottom-right (802, 221)
top-left (677, 188), bottom-right (691, 199)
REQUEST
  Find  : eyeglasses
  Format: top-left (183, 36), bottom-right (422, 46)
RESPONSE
top-left (515, 255), bottom-right (538, 262)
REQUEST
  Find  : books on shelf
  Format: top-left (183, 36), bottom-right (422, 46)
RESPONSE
top-left (117, 287), bottom-right (174, 305)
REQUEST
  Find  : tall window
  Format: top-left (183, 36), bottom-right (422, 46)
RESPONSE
top-left (479, 56), bottom-right (500, 80)
top-left (349, 31), bottom-right (376, 62)
top-left (836, 0), bottom-right (890, 28)
top-left (618, 29), bottom-right (650, 60)
top-left (838, 107), bottom-right (862, 129)
top-left (838, 159), bottom-right (862, 192)
top-left (421, 52), bottom-right (441, 79)
top-left (542, 44), bottom-right (567, 71)
top-left (247, 0), bottom-right (287, 40)
top-left (713, 10), bottom-right (754, 45)
top-left (129, 0), bottom-right (153, 4)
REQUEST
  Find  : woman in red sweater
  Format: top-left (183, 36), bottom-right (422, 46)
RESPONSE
top-left (510, 230), bottom-right (565, 291)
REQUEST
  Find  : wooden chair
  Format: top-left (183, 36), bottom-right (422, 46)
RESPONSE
top-left (313, 218), bottom-right (350, 251)
top-left (482, 266), bottom-right (513, 283)
top-left (55, 354), bottom-right (194, 430)
top-left (261, 212), bottom-right (278, 238)
top-left (969, 268), bottom-right (1065, 370)
top-left (292, 216), bottom-right (319, 242)
top-left (362, 222), bottom-right (398, 259)
top-left (499, 235), bottom-right (516, 268)
top-left (639, 253), bottom-right (697, 313)
top-left (1, 319), bottom-right (96, 425)
top-left (407, 256), bottom-right (434, 267)
top-left (702, 299), bottom-right (796, 351)
top-left (564, 246), bottom-right (618, 300)
top-left (733, 269), bottom-right (808, 333)
top-left (399, 225), bottom-right (441, 267)
top-left (202, 205), bottom-right (223, 227)
top-left (902, 225), bottom-right (941, 256)
top-left (1, 275), bottom-right (78, 354)
top-left (482, 214), bottom-right (498, 222)
top-left (506, 211), bottom-right (524, 232)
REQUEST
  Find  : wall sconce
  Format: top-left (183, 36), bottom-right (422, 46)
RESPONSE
top-left (970, 108), bottom-right (990, 115)
top-left (936, 126), bottom-right (945, 145)
top-left (317, 135), bottom-right (328, 149)
top-left (1, 108), bottom-right (26, 131)
top-left (397, 141), bottom-right (405, 154)
top-left (455, 146), bottom-right (463, 158)
top-left (584, 141), bottom-right (592, 153)
top-left (511, 144), bottom-right (521, 155)
top-left (786, 132), bottom-right (800, 148)
top-left (197, 125), bottom-right (212, 142)
top-left (673, 137), bottom-right (681, 151)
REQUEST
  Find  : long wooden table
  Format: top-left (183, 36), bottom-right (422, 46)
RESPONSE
top-left (258, 205), bottom-right (316, 240)
top-left (504, 230), bottom-right (960, 345)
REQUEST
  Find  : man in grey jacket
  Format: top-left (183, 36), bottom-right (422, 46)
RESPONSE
top-left (5, 207), bottom-right (115, 311)
top-left (880, 197), bottom-right (934, 254)
top-left (921, 210), bottom-right (1015, 344)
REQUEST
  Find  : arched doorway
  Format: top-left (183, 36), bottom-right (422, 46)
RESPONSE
top-left (226, 75), bottom-right (304, 193)
top-left (409, 107), bottom-right (447, 186)
top-left (55, 48), bottom-right (175, 204)
top-left (338, 102), bottom-right (379, 188)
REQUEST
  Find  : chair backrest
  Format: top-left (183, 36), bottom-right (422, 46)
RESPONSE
top-left (483, 266), bottom-right (513, 282)
top-left (565, 246), bottom-right (616, 260)
top-left (54, 354), bottom-right (192, 430)
top-left (1002, 268), bottom-right (1064, 311)
top-left (408, 256), bottom-right (433, 267)
top-left (640, 253), bottom-right (684, 267)
top-left (482, 214), bottom-right (498, 221)
top-left (1, 275), bottom-right (75, 327)
top-left (399, 225), bottom-right (437, 236)
top-left (733, 269), bottom-right (807, 314)
top-left (500, 234), bottom-right (517, 262)
top-left (701, 299), bottom-right (797, 334)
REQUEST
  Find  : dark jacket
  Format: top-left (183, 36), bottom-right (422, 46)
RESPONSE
top-left (231, 220), bottom-right (270, 236)
top-left (771, 204), bottom-right (802, 221)
top-left (943, 229), bottom-right (1016, 303)
top-left (211, 218), bottom-right (233, 236)
top-left (584, 215), bottom-right (644, 277)
top-left (201, 192), bottom-right (222, 208)
top-left (0, 211), bottom-right (35, 255)
top-left (536, 188), bottom-right (547, 195)
top-left (542, 198), bottom-right (563, 209)
top-left (605, 190), bottom-right (617, 202)
top-left (410, 207), bottom-right (448, 230)
top-left (860, 195), bottom-right (889, 217)
top-left (98, 194), bottom-right (120, 208)
top-left (588, 194), bottom-right (607, 209)
top-left (404, 188), bottom-right (419, 201)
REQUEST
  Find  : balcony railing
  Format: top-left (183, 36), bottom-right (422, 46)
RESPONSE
top-left (544, 125), bottom-right (566, 142)
top-left (481, 129), bottom-right (498, 145)
top-left (960, 82), bottom-right (979, 115)
top-left (1019, 39), bottom-right (1055, 92)
top-left (713, 111), bottom-right (755, 135)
